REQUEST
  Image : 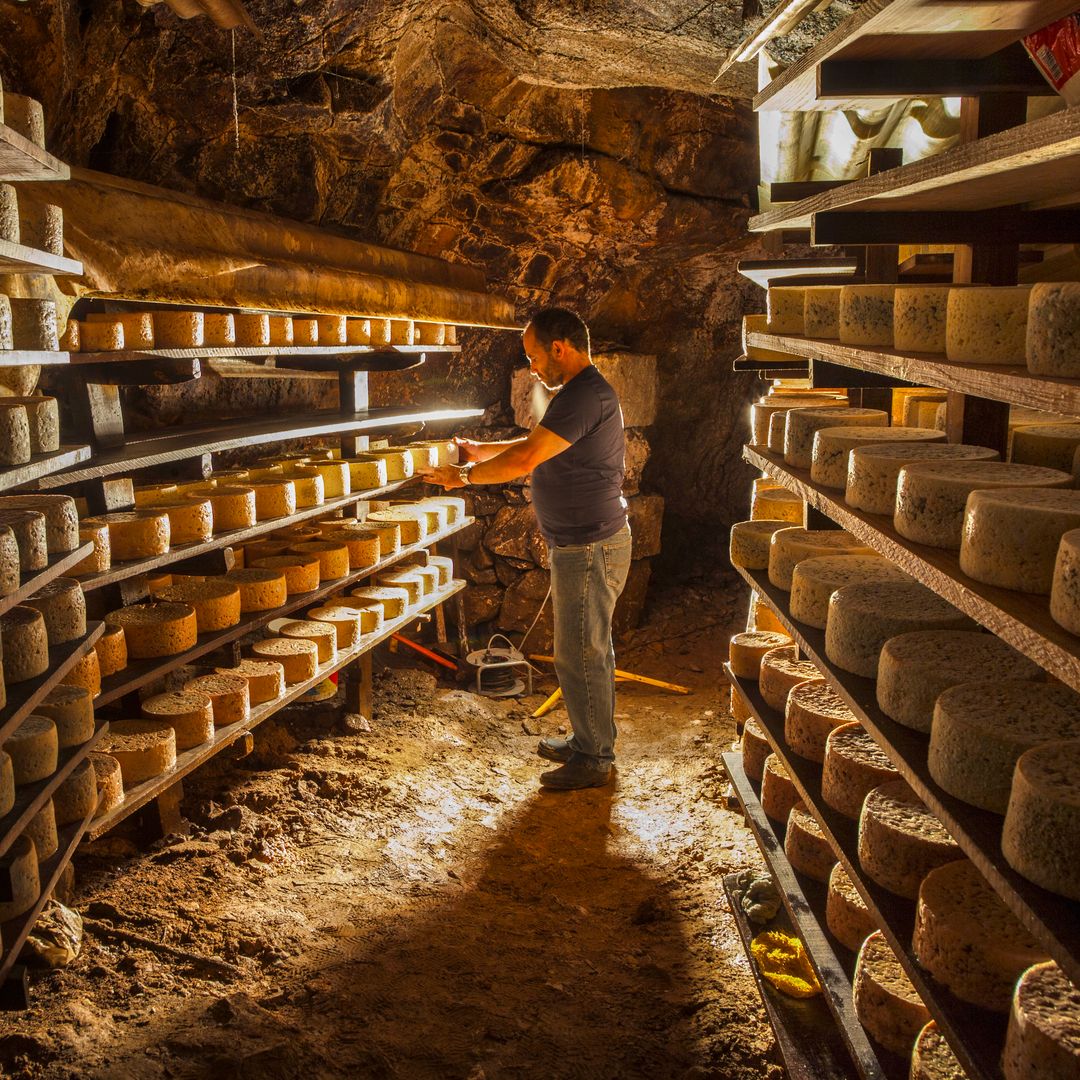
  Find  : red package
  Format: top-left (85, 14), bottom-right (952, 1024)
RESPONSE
top-left (1024, 13), bottom-right (1080, 106)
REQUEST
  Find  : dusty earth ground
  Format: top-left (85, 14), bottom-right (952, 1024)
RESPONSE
top-left (0, 579), bottom-right (781, 1080)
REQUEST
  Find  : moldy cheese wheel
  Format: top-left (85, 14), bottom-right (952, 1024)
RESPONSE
top-left (251, 637), bottom-right (318, 683)
top-left (1003, 961), bottom-right (1080, 1079)
top-left (184, 673), bottom-right (250, 726)
top-left (785, 407), bottom-right (888, 470)
top-left (760, 753), bottom-right (800, 824)
top-left (61, 648), bottom-right (101, 698)
top-left (853, 931), bottom-right (929, 1056)
top-left (767, 527), bottom-right (871, 591)
top-left (0, 396), bottom-right (59, 454)
top-left (36, 684), bottom-right (94, 748)
top-left (759, 645), bottom-right (818, 712)
top-left (946, 285), bottom-right (1031, 365)
top-left (729, 519), bottom-right (790, 570)
top-left (810, 425), bottom-right (945, 490)
top-left (0, 507), bottom-right (48, 571)
top-left (0, 494), bottom-right (79, 553)
top-left (90, 752), bottom-right (124, 816)
top-left (789, 553), bottom-right (909, 630)
top-left (224, 567), bottom-right (288, 611)
top-left (100, 720), bottom-right (177, 785)
top-left (728, 630), bottom-right (791, 679)
top-left (252, 554), bottom-right (320, 594)
top-left (140, 689), bottom-right (214, 749)
top-left (740, 718), bottom-right (770, 782)
top-left (1, 605), bottom-right (49, 683)
top-left (0, 835), bottom-right (39, 923)
top-left (92, 509), bottom-right (170, 561)
top-left (784, 803), bottom-right (835, 883)
top-left (151, 579), bottom-right (241, 633)
top-left (278, 619), bottom-right (337, 663)
top-left (893, 285), bottom-right (953, 354)
top-left (217, 659), bottom-right (285, 705)
top-left (106, 601), bottom-right (197, 658)
top-left (54, 758), bottom-right (98, 827)
top-left (839, 285), bottom-right (896, 347)
top-left (821, 722), bottom-right (899, 819)
top-left (4, 714), bottom-right (58, 783)
top-left (826, 863), bottom-right (876, 952)
top-left (25, 576), bottom-right (86, 643)
top-left (765, 286), bottom-right (807, 334)
top-left (784, 678), bottom-right (855, 763)
top-left (1026, 281), bottom-right (1080, 377)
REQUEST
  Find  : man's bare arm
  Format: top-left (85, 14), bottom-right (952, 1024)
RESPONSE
top-left (455, 436), bottom-right (526, 463)
top-left (427, 427), bottom-right (571, 488)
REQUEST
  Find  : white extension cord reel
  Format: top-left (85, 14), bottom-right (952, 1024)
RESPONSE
top-left (467, 634), bottom-right (534, 698)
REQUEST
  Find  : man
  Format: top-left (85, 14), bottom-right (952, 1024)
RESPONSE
top-left (424, 307), bottom-right (632, 790)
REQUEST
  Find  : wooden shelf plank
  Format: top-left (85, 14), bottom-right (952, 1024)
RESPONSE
top-left (0, 723), bottom-right (108, 859)
top-left (726, 670), bottom-right (1007, 1080)
top-left (0, 445), bottom-right (92, 495)
top-left (0, 541), bottom-right (93, 618)
top-left (36, 407), bottom-right (482, 489)
top-left (0, 351), bottom-right (71, 368)
top-left (733, 355), bottom-right (811, 374)
top-left (86, 579), bottom-right (466, 839)
top-left (753, 0), bottom-right (1078, 113)
top-left (70, 344), bottom-right (457, 364)
top-left (744, 331), bottom-right (1080, 418)
top-left (737, 258), bottom-right (861, 289)
top-left (77, 482), bottom-right (409, 592)
top-left (0, 623), bottom-right (105, 748)
top-left (93, 519), bottom-right (474, 706)
top-left (743, 444), bottom-right (1080, 695)
top-left (0, 125), bottom-right (71, 182)
top-left (732, 564), bottom-right (1080, 990)
top-left (722, 752), bottom-right (890, 1080)
top-left (748, 108), bottom-right (1080, 234)
top-left (0, 237), bottom-right (81, 277)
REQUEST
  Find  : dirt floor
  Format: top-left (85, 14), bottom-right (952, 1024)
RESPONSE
top-left (0, 579), bottom-right (782, 1080)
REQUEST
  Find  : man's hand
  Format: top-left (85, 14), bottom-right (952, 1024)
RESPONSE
top-left (453, 437), bottom-right (485, 463)
top-left (422, 464), bottom-right (469, 490)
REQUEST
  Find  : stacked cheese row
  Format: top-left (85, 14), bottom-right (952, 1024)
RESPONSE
top-left (0, 393), bottom-right (60, 466)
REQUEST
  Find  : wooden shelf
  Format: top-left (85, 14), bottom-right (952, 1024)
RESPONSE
top-left (754, 0), bottom-right (1077, 113)
top-left (0, 723), bottom-right (108, 859)
top-left (77, 482), bottom-right (409, 593)
top-left (744, 331), bottom-right (1080, 418)
top-left (731, 565), bottom-right (1080, 991)
top-left (744, 444), bottom-right (1080, 695)
top-left (726, 669), bottom-right (1007, 1080)
top-left (0, 445), bottom-right (92, 495)
top-left (0, 622), bottom-right (105, 748)
top-left (0, 351), bottom-right (71, 368)
top-left (722, 752), bottom-right (890, 1080)
top-left (0, 541), bottom-right (94, 619)
top-left (0, 237), bottom-right (81, 277)
top-left (87, 579), bottom-right (466, 839)
top-left (36, 407), bottom-right (482, 489)
top-left (0, 124), bottom-right (71, 182)
top-left (737, 258), bottom-right (861, 289)
top-left (70, 343), bottom-right (458, 364)
top-left (733, 355), bottom-right (811, 374)
top-left (94, 519), bottom-right (474, 707)
top-left (748, 108), bottom-right (1080, 235)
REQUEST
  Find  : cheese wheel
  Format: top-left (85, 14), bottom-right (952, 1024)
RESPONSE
top-left (304, 460), bottom-right (349, 499)
top-left (768, 527), bottom-right (871, 591)
top-left (751, 487), bottom-right (803, 524)
top-left (234, 313), bottom-right (270, 347)
top-left (278, 619), bottom-right (336, 663)
top-left (202, 312), bottom-right (235, 347)
top-left (389, 318), bottom-right (414, 345)
top-left (853, 931), bottom-right (930, 1056)
top-left (359, 450), bottom-right (413, 482)
top-left (1, 605), bottom-right (48, 682)
top-left (90, 752), bottom-right (123, 816)
top-left (821, 722), bottom-right (899, 819)
top-left (132, 483), bottom-right (178, 508)
top-left (858, 780), bottom-right (960, 900)
top-left (4, 714), bottom-right (58, 784)
top-left (152, 310), bottom-right (204, 348)
top-left (249, 479), bottom-right (296, 520)
top-left (320, 599), bottom-right (383, 634)
top-left (729, 684), bottom-right (751, 725)
top-left (946, 286), bottom-right (1031, 365)
top-left (280, 467), bottom-right (324, 508)
top-left (323, 528), bottom-right (381, 570)
top-left (0, 403), bottom-right (30, 466)
top-left (914, 859), bottom-right (1048, 1011)
top-left (251, 637), bottom-right (318, 683)
top-left (1051, 528), bottom-right (1080, 635)
top-left (0, 508), bottom-right (47, 572)
top-left (1026, 281), bottom-right (1080, 376)
top-left (414, 321), bottom-right (446, 346)
top-left (790, 554), bottom-right (910, 629)
top-left (346, 318), bottom-right (371, 345)
top-left (751, 397), bottom-right (841, 446)
top-left (839, 285), bottom-right (896, 347)
top-left (243, 539), bottom-right (291, 561)
top-left (5, 93), bottom-right (46, 145)
top-left (784, 678), bottom-right (855, 763)
top-left (141, 689), bottom-right (215, 750)
top-left (910, 1022), bottom-right (967, 1080)
top-left (36, 684), bottom-right (95, 748)
top-left (307, 606), bottom-right (363, 649)
top-left (310, 314), bottom-right (345, 345)
top-left (349, 586), bottom-right (409, 619)
top-left (93, 510), bottom-right (170, 561)
top-left (766, 287), bottom-right (807, 334)
top-left (358, 520), bottom-right (401, 557)
top-left (289, 541), bottom-right (349, 580)
top-left (761, 753), bottom-right (800, 823)
top-left (151, 579), bottom-right (241, 632)
top-left (159, 497), bottom-right (213, 545)
top-left (266, 315), bottom-right (293, 345)
top-left (25, 576), bottom-right (86, 643)
top-left (101, 720), bottom-right (177, 785)
top-left (343, 457), bottom-right (388, 491)
top-left (740, 717), bottom-right (770, 782)
top-left (368, 318), bottom-right (392, 346)
top-left (929, 679), bottom-right (1080, 814)
top-left (0, 294), bottom-right (10, 353)
top-left (0, 184), bottom-right (18, 244)
top-left (60, 648), bottom-right (100, 698)
top-left (825, 581), bottom-right (975, 678)
top-left (403, 444), bottom-right (438, 473)
top-left (205, 485), bottom-right (256, 532)
top-left (811, 426), bottom-right (945, 490)
top-left (826, 863), bottom-right (876, 952)
top-left (784, 803), bottom-right (836, 883)
top-left (86, 311), bottom-right (154, 350)
top-left (728, 631), bottom-right (791, 679)
top-left (786, 408), bottom-right (888, 471)
top-left (1011, 424), bottom-right (1080, 471)
top-left (224, 567), bottom-right (288, 612)
top-left (106, 601), bottom-right (198, 658)
top-left (0, 524), bottom-right (18, 597)
top-left (803, 286), bottom-right (843, 339)
top-left (759, 645), bottom-right (819, 713)
top-left (427, 555), bottom-right (454, 587)
top-left (252, 555), bottom-right (320, 594)
top-left (0, 396), bottom-right (59, 454)
top-left (377, 570), bottom-right (423, 604)
top-left (57, 318), bottom-right (78, 352)
top-left (184, 674), bottom-right (250, 727)
top-left (729, 519), bottom-right (790, 570)
top-left (10, 297), bottom-right (58, 350)
top-left (1004, 961), bottom-right (1080, 1079)
top-left (217, 658), bottom-right (285, 705)
top-left (1, 494), bottom-right (78, 556)
top-left (893, 286), bottom-right (953, 354)
top-left (366, 510), bottom-right (423, 545)
top-left (876, 630), bottom-right (1041, 733)
top-left (845, 442), bottom-right (999, 517)
top-left (903, 394), bottom-right (947, 429)
top-left (416, 442), bottom-right (459, 468)
top-left (72, 521), bottom-right (110, 577)
top-left (0, 835), bottom-right (39, 923)
top-left (53, 758), bottom-right (98, 828)
top-left (292, 318), bottom-right (318, 346)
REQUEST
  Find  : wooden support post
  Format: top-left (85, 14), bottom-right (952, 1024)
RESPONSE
top-left (136, 780), bottom-right (186, 841)
top-left (338, 367), bottom-right (369, 416)
top-left (863, 148), bottom-right (902, 284)
top-left (944, 390), bottom-right (1010, 457)
top-left (0, 966), bottom-right (29, 1011)
top-left (70, 382), bottom-right (126, 448)
top-left (156, 452), bottom-right (213, 483)
top-left (79, 476), bottom-right (135, 515)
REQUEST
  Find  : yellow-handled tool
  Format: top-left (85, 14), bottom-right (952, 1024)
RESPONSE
top-left (528, 655), bottom-right (690, 695)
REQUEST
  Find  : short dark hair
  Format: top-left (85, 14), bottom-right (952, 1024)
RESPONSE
top-left (527, 307), bottom-right (590, 354)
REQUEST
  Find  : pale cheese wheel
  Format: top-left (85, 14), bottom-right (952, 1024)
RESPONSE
top-left (826, 862), bottom-right (876, 952)
top-left (728, 630), bottom-right (791, 679)
top-left (825, 581), bottom-right (975, 678)
top-left (23, 797), bottom-right (58, 858)
top-left (893, 286), bottom-right (952, 354)
top-left (217, 658), bottom-right (285, 705)
top-left (159, 497), bottom-right (213, 545)
top-left (414, 321), bottom-right (446, 346)
top-left (877, 630), bottom-right (1041, 734)
top-left (803, 286), bottom-right (843, 339)
top-left (423, 495), bottom-right (466, 524)
top-left (427, 555), bottom-right (454, 587)
top-left (72, 521), bottom-right (110, 576)
top-left (1, 605), bottom-right (48, 683)
top-left (0, 403), bottom-right (30, 466)
top-left (845, 442), bottom-right (999, 517)
top-left (249, 479), bottom-right (296, 520)
top-left (740, 717), bottom-right (770, 782)
top-left (367, 509), bottom-right (422, 544)
top-left (37, 684), bottom-right (95, 749)
top-left (90, 752), bottom-right (123, 816)
top-left (946, 286), bottom-right (1031, 365)
top-left (152, 310), bottom-right (204, 348)
top-left (839, 285), bottom-right (897, 347)
top-left (278, 619), bottom-right (336, 663)
top-left (0, 396), bottom-right (59, 454)
top-left (0, 835), bottom-right (39, 922)
top-left (106, 601), bottom-right (197, 658)
top-left (205, 485), bottom-right (257, 531)
top-left (280, 467), bottom-right (324, 509)
top-left (101, 720), bottom-right (177, 785)
top-left (0, 524), bottom-right (17, 597)
top-left (750, 487), bottom-right (803, 524)
top-left (320, 599), bottom-right (383, 634)
top-left (784, 678), bottom-right (855, 763)
top-left (54, 758), bottom-right (98, 827)
top-left (251, 637), bottom-right (318, 683)
top-left (368, 318), bottom-right (392, 346)
top-left (903, 395), bottom-right (947, 429)
top-left (10, 297), bottom-right (58, 351)
top-left (914, 859), bottom-right (1048, 1011)
top-left (203, 313), bottom-right (235, 347)
top-left (184, 674), bottom-right (249, 727)
top-left (304, 460), bottom-right (350, 499)
top-left (768, 527), bottom-right (871, 591)
top-left (359, 520), bottom-right (400, 556)
top-left (1003, 961), bottom-right (1080, 1079)
top-left (786, 407), bottom-right (888, 470)
top-left (252, 555), bottom-right (320, 594)
top-left (323, 528), bottom-right (380, 570)
top-left (60, 648), bottom-right (100, 698)
top-left (307, 606), bottom-right (362, 649)
top-left (729, 684), bottom-right (751, 725)
top-left (403, 444), bottom-right (438, 473)
top-left (729, 519), bottom-right (790, 570)
top-left (1011, 424), bottom-right (1080, 472)
top-left (377, 570), bottom-right (423, 604)
top-left (415, 442), bottom-right (458, 468)
top-left (4, 714), bottom-right (57, 784)
top-left (853, 931), bottom-right (930, 1056)
top-left (389, 318), bottom-right (414, 345)
top-left (1026, 281), bottom-right (1080, 377)
top-left (151, 579), bottom-right (241, 632)
top-left (289, 540), bottom-right (349, 580)
top-left (811, 425), bottom-right (945, 490)
top-left (929, 679), bottom-right (1080, 814)
top-left (86, 311), bottom-right (154, 350)
top-left (224, 567), bottom-right (288, 612)
top-left (349, 586), bottom-right (409, 619)
top-left (346, 317), bottom-right (371, 345)
top-left (0, 495), bottom-right (76, 555)
top-left (790, 554), bottom-right (910, 629)
top-left (57, 318), bottom-right (78, 352)
top-left (0, 508), bottom-right (47, 571)
top-left (359, 450), bottom-right (413, 482)
top-left (0, 184), bottom-right (18, 243)
top-left (5, 94), bottom-right (45, 145)
top-left (343, 457), bottom-right (388, 491)
top-left (93, 510), bottom-right (170, 561)
top-left (25, 576), bottom-right (86, 643)
top-left (751, 397), bottom-right (840, 447)
top-left (234, 313), bottom-right (270, 347)
top-left (292, 318), bottom-right (319, 346)
top-left (821, 722), bottom-right (899, 819)
top-left (784, 803), bottom-right (836, 883)
top-left (765, 287), bottom-right (806, 334)
top-left (761, 753), bottom-right (800, 824)
top-left (759, 644), bottom-right (819, 712)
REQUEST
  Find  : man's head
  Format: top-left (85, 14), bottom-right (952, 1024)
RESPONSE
top-left (523, 307), bottom-right (591, 390)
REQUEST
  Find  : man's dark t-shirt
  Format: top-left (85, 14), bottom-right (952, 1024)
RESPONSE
top-left (531, 365), bottom-right (627, 547)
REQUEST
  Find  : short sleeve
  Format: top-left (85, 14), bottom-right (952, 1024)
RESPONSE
top-left (539, 382), bottom-right (602, 445)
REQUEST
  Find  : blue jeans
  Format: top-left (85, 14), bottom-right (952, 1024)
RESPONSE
top-left (548, 523), bottom-right (633, 769)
